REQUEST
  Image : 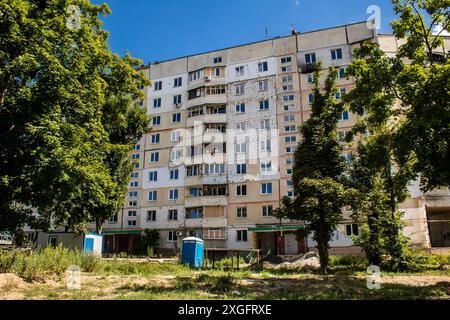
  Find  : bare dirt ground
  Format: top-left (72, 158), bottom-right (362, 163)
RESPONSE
top-left (1, 272), bottom-right (449, 300)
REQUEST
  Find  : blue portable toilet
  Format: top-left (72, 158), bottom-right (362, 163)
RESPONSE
top-left (181, 237), bottom-right (204, 268)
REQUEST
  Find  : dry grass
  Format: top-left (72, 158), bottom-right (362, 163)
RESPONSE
top-left (0, 271), bottom-right (448, 300)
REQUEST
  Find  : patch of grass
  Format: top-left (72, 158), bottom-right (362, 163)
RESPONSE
top-left (3, 248), bottom-right (450, 300)
top-left (97, 260), bottom-right (193, 276)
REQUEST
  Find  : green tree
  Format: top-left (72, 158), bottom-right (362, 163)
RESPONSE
top-left (344, 41), bottom-right (415, 270)
top-left (391, 0), bottom-right (449, 191)
top-left (0, 0), bottom-right (150, 234)
top-left (343, 0), bottom-right (449, 269)
top-left (347, 139), bottom-right (412, 268)
top-left (132, 229), bottom-right (160, 256)
top-left (275, 65), bottom-right (350, 273)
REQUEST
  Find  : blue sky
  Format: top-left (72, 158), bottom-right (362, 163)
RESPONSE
top-left (92, 0), bottom-right (398, 64)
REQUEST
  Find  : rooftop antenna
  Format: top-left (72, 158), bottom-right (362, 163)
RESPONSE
top-left (290, 24), bottom-right (298, 35)
top-left (265, 20), bottom-right (269, 39)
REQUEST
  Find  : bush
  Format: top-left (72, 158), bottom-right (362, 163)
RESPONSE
top-left (330, 255), bottom-right (366, 266)
top-left (328, 251), bottom-right (450, 273)
top-left (0, 250), bottom-right (16, 273)
top-left (197, 274), bottom-right (235, 293)
top-left (0, 245), bottom-right (103, 281)
top-left (206, 256), bottom-right (246, 269)
top-left (381, 249), bottom-right (450, 272)
top-left (81, 254), bottom-right (100, 272)
top-left (132, 229), bottom-right (160, 256)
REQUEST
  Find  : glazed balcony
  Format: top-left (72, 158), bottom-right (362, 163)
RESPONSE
top-left (185, 196), bottom-right (228, 207)
top-left (203, 217), bottom-right (227, 228)
top-left (187, 114), bottom-right (227, 128)
top-left (186, 86), bottom-right (227, 108)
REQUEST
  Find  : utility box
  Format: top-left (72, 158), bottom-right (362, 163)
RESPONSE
top-left (181, 237), bottom-right (204, 268)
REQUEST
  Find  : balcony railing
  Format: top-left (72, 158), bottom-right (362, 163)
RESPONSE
top-left (300, 62), bottom-right (318, 74)
top-left (185, 196), bottom-right (228, 207)
top-left (203, 229), bottom-right (227, 240)
top-left (187, 113), bottom-right (227, 127)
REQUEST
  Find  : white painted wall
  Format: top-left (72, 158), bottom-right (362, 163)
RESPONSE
top-left (225, 57), bottom-right (277, 83)
top-left (139, 205), bottom-right (185, 230)
top-left (307, 225), bottom-right (357, 248)
top-left (142, 166), bottom-right (186, 189)
top-left (401, 207), bottom-right (430, 247)
top-left (225, 76), bottom-right (280, 182)
top-left (297, 45), bottom-right (352, 70)
top-left (227, 226), bottom-right (255, 250)
top-left (147, 73), bottom-right (188, 115)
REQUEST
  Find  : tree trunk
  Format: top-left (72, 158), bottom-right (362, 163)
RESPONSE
top-left (317, 236), bottom-right (329, 274)
top-left (367, 214), bottom-right (381, 266)
top-left (96, 219), bottom-right (104, 235)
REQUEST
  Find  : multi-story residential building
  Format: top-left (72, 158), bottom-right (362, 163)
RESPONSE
top-left (100, 21), bottom-right (450, 256)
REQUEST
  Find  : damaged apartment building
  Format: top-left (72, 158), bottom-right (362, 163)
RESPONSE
top-left (71, 21), bottom-right (450, 256)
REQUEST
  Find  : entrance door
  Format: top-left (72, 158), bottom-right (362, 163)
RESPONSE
top-left (285, 233), bottom-right (298, 255)
top-left (117, 236), bottom-right (130, 253)
top-left (259, 233), bottom-right (276, 255)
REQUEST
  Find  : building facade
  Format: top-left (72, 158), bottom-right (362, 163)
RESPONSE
top-left (100, 21), bottom-right (450, 256)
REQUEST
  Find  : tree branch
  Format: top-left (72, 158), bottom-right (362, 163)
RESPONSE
top-left (430, 20), bottom-right (450, 50)
top-left (410, 2), bottom-right (434, 62)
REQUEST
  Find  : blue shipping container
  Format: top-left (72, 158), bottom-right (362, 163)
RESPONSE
top-left (181, 237), bottom-right (204, 268)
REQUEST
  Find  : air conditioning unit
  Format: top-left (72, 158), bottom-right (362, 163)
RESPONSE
top-left (175, 103), bottom-right (181, 108)
top-left (204, 76), bottom-right (211, 81)
top-left (176, 231), bottom-right (184, 236)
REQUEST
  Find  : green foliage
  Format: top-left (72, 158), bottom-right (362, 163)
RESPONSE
top-left (0, 0), bottom-right (151, 233)
top-left (274, 65), bottom-right (351, 273)
top-left (328, 255), bottom-right (367, 271)
top-left (392, 0), bottom-right (450, 190)
top-left (132, 229), bottom-right (160, 256)
top-left (346, 0), bottom-right (450, 192)
top-left (174, 274), bottom-right (235, 294)
top-left (0, 245), bottom-right (103, 281)
top-left (197, 274), bottom-right (235, 293)
top-left (380, 249), bottom-right (450, 272)
top-left (344, 0), bottom-right (449, 269)
top-left (80, 253), bottom-right (100, 272)
top-left (206, 256), bottom-right (246, 269)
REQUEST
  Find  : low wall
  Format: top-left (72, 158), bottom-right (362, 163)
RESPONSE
top-left (309, 246), bottom-right (365, 257)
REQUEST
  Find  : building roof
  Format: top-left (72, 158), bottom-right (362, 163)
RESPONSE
top-left (148, 20), bottom-right (375, 66)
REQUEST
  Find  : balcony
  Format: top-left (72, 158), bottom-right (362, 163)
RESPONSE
top-left (202, 95), bottom-right (227, 105)
top-left (186, 153), bottom-right (226, 166)
top-left (187, 87), bottom-right (227, 108)
top-left (203, 217), bottom-right (227, 228)
top-left (188, 67), bottom-right (226, 89)
top-left (187, 113), bottom-right (227, 128)
top-left (300, 62), bottom-right (318, 74)
top-left (188, 77), bottom-right (226, 90)
top-left (202, 175), bottom-right (227, 185)
top-left (203, 228), bottom-right (227, 240)
top-left (185, 218), bottom-right (204, 228)
top-left (185, 175), bottom-right (202, 186)
top-left (185, 196), bottom-right (228, 207)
